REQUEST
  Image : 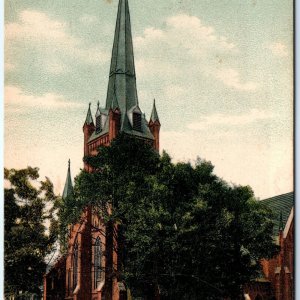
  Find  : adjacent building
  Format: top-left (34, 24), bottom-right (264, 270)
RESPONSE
top-left (245, 192), bottom-right (294, 300)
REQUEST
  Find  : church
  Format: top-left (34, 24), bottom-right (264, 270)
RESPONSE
top-left (43, 0), bottom-right (160, 299)
top-left (43, 0), bottom-right (294, 299)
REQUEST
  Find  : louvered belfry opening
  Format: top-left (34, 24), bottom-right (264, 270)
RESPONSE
top-left (133, 112), bottom-right (142, 131)
top-left (96, 115), bottom-right (101, 133)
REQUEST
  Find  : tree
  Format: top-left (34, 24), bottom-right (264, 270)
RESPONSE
top-left (4, 167), bottom-right (58, 298)
top-left (59, 134), bottom-right (279, 299)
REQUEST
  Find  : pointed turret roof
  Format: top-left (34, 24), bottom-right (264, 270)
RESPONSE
top-left (62, 159), bottom-right (74, 199)
top-left (105, 0), bottom-right (138, 128)
top-left (150, 99), bottom-right (160, 123)
top-left (96, 101), bottom-right (100, 117)
top-left (84, 103), bottom-right (94, 126)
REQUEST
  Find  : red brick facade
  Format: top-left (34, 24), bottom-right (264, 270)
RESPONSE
top-left (245, 206), bottom-right (294, 300)
top-left (43, 0), bottom-right (161, 298)
top-left (44, 104), bottom-right (160, 300)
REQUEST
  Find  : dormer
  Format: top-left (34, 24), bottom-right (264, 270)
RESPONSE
top-left (128, 106), bottom-right (142, 132)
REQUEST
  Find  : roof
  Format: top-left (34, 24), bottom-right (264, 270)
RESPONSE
top-left (88, 115), bottom-right (109, 142)
top-left (62, 160), bottom-right (74, 199)
top-left (150, 99), bottom-right (160, 123)
top-left (106, 0), bottom-right (137, 117)
top-left (102, 0), bottom-right (154, 140)
top-left (261, 192), bottom-right (294, 235)
top-left (84, 103), bottom-right (94, 126)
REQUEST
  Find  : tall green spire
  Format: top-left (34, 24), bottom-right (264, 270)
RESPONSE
top-left (105, 0), bottom-right (138, 128)
top-left (62, 159), bottom-right (74, 199)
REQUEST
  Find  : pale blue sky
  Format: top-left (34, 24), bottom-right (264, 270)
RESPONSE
top-left (4, 0), bottom-right (293, 199)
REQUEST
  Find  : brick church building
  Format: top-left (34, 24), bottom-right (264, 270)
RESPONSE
top-left (43, 1), bottom-right (294, 299)
top-left (43, 0), bottom-right (160, 299)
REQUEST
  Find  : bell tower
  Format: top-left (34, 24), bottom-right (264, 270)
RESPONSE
top-left (83, 0), bottom-right (161, 168)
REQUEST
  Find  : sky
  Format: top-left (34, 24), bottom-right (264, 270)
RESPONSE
top-left (4, 0), bottom-right (293, 199)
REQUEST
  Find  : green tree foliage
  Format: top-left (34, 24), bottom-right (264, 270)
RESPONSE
top-left (59, 134), bottom-right (279, 299)
top-left (4, 167), bottom-right (59, 298)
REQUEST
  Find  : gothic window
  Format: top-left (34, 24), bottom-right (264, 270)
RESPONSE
top-left (96, 115), bottom-right (102, 133)
top-left (133, 112), bottom-right (142, 131)
top-left (94, 237), bottom-right (102, 289)
top-left (73, 242), bottom-right (78, 291)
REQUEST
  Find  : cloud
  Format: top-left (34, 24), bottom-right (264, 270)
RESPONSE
top-left (266, 42), bottom-right (288, 57)
top-left (5, 10), bottom-right (109, 72)
top-left (135, 14), bottom-right (237, 55)
top-left (164, 84), bottom-right (185, 99)
top-left (5, 10), bottom-right (76, 46)
top-left (5, 62), bottom-right (16, 71)
top-left (215, 68), bottom-right (257, 91)
top-left (5, 85), bottom-right (83, 111)
top-left (44, 61), bottom-right (68, 74)
top-left (187, 109), bottom-right (276, 131)
top-left (79, 14), bottom-right (98, 25)
top-left (166, 14), bottom-right (236, 52)
top-left (160, 130), bottom-right (293, 199)
top-left (134, 14), bottom-right (257, 91)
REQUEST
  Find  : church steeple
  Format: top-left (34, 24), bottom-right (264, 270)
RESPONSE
top-left (106, 0), bottom-right (138, 129)
top-left (83, 0), bottom-right (158, 161)
top-left (62, 159), bottom-right (74, 199)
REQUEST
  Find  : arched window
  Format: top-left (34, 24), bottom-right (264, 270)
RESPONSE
top-left (94, 237), bottom-right (102, 289)
top-left (73, 242), bottom-right (78, 290)
top-left (133, 112), bottom-right (142, 131)
top-left (96, 115), bottom-right (102, 133)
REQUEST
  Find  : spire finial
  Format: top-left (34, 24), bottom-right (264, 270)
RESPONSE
top-left (97, 101), bottom-right (100, 107)
top-left (68, 159), bottom-right (71, 170)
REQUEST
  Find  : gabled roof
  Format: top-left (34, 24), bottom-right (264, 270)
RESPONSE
top-left (261, 192), bottom-right (294, 235)
top-left (62, 160), bottom-right (74, 199)
top-left (88, 116), bottom-right (109, 142)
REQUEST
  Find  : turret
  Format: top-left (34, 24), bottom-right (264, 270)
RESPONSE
top-left (62, 159), bottom-right (74, 199)
top-left (148, 99), bottom-right (161, 151)
top-left (83, 103), bottom-right (95, 169)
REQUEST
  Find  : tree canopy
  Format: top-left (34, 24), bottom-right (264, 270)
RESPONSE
top-left (59, 134), bottom-right (279, 299)
top-left (4, 167), bottom-right (59, 298)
